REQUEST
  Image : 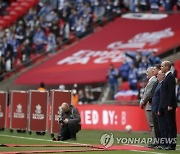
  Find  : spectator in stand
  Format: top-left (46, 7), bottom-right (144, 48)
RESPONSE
top-left (0, 65), bottom-right (4, 81)
top-left (126, 51), bottom-right (142, 68)
top-left (38, 1), bottom-right (53, 20)
top-left (57, 0), bottom-right (65, 15)
top-left (5, 49), bottom-right (13, 72)
top-left (8, 32), bottom-right (19, 59)
top-left (78, 89), bottom-right (87, 104)
top-left (0, 0), bottom-right (11, 15)
top-left (93, 0), bottom-right (105, 24)
top-left (139, 0), bottom-right (150, 12)
top-left (150, 0), bottom-right (159, 13)
top-left (105, 0), bottom-right (114, 18)
top-left (0, 26), bottom-right (4, 40)
top-left (170, 62), bottom-right (177, 78)
top-left (159, 0), bottom-right (172, 11)
top-left (107, 64), bottom-right (119, 99)
top-left (25, 9), bottom-right (37, 32)
top-left (1, 37), bottom-right (9, 56)
top-left (82, 2), bottom-right (93, 28)
top-left (69, 8), bottom-right (79, 31)
top-left (21, 40), bottom-right (31, 64)
top-left (148, 51), bottom-right (161, 67)
top-left (119, 59), bottom-right (130, 81)
top-left (25, 26), bottom-right (34, 48)
top-left (61, 20), bottom-right (70, 42)
top-left (75, 17), bottom-right (86, 38)
top-left (72, 89), bottom-right (79, 106)
top-left (15, 20), bottom-right (26, 45)
top-left (177, 0), bottom-right (180, 10)
top-left (0, 54), bottom-right (5, 81)
top-left (45, 10), bottom-right (59, 27)
top-left (37, 82), bottom-right (46, 91)
top-left (33, 26), bottom-right (47, 53)
top-left (84, 85), bottom-right (94, 104)
top-left (129, 0), bottom-right (139, 12)
top-left (50, 20), bottom-right (60, 39)
top-left (25, 8), bottom-right (36, 24)
top-left (46, 32), bottom-right (57, 53)
top-left (128, 63), bottom-right (138, 90)
top-left (138, 56), bottom-right (149, 82)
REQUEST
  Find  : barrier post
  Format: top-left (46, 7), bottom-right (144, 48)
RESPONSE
top-left (28, 90), bottom-right (48, 132)
top-left (9, 91), bottom-right (29, 130)
top-left (0, 91), bottom-right (7, 129)
top-left (50, 90), bottom-right (71, 134)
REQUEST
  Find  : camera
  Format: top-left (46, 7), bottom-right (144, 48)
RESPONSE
top-left (59, 116), bottom-right (65, 124)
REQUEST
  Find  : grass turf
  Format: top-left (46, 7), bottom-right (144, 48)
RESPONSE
top-left (0, 129), bottom-right (180, 153)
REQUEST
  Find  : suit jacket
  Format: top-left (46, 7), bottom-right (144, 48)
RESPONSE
top-left (152, 82), bottom-right (162, 114)
top-left (149, 80), bottom-right (158, 104)
top-left (140, 76), bottom-right (157, 111)
top-left (159, 72), bottom-right (177, 110)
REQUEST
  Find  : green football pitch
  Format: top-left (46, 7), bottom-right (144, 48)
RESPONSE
top-left (0, 129), bottom-right (180, 154)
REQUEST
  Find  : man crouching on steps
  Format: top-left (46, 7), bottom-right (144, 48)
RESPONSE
top-left (53, 103), bottom-right (81, 141)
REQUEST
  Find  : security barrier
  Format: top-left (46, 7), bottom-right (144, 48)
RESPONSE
top-left (0, 91), bottom-right (7, 129)
top-left (9, 91), bottom-right (28, 130)
top-left (1, 90), bottom-right (180, 134)
top-left (49, 90), bottom-right (72, 134)
top-left (28, 90), bottom-right (49, 132)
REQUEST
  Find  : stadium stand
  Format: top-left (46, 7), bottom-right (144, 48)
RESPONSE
top-left (0, 0), bottom-right (180, 104)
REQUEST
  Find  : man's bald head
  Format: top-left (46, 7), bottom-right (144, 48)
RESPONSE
top-left (61, 103), bottom-right (69, 112)
top-left (161, 61), bottom-right (171, 73)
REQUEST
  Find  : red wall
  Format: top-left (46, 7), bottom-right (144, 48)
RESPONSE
top-left (4, 104), bottom-right (180, 133)
top-left (77, 105), bottom-right (180, 133)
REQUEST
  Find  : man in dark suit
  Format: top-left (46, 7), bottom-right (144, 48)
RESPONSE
top-left (158, 61), bottom-right (177, 150)
top-left (151, 65), bottom-right (161, 146)
top-left (152, 70), bottom-right (169, 149)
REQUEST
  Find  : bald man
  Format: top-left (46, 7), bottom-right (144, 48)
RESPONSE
top-left (53, 103), bottom-right (81, 141)
top-left (158, 61), bottom-right (177, 150)
top-left (140, 67), bottom-right (157, 148)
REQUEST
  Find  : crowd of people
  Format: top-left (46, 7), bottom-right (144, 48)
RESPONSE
top-left (0, 0), bottom-right (123, 81)
top-left (107, 51), bottom-right (179, 102)
top-left (0, 0), bottom-right (180, 104)
top-left (107, 51), bottom-right (161, 98)
top-left (0, 0), bottom-right (180, 82)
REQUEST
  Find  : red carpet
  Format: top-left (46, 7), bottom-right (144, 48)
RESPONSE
top-left (0, 144), bottom-right (152, 153)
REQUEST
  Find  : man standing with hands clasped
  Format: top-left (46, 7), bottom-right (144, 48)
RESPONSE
top-left (158, 61), bottom-right (177, 150)
top-left (140, 67), bottom-right (157, 148)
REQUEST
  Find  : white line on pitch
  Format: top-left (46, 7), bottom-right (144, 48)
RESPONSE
top-left (130, 150), bottom-right (164, 154)
top-left (0, 134), bottom-right (92, 147)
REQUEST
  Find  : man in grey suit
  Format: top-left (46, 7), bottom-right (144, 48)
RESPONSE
top-left (140, 67), bottom-right (157, 148)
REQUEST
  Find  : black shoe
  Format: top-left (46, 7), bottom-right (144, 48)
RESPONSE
top-left (148, 144), bottom-right (157, 149)
top-left (165, 146), bottom-right (176, 150)
top-left (157, 145), bottom-right (166, 150)
top-left (52, 137), bottom-right (60, 141)
top-left (59, 136), bottom-right (70, 141)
